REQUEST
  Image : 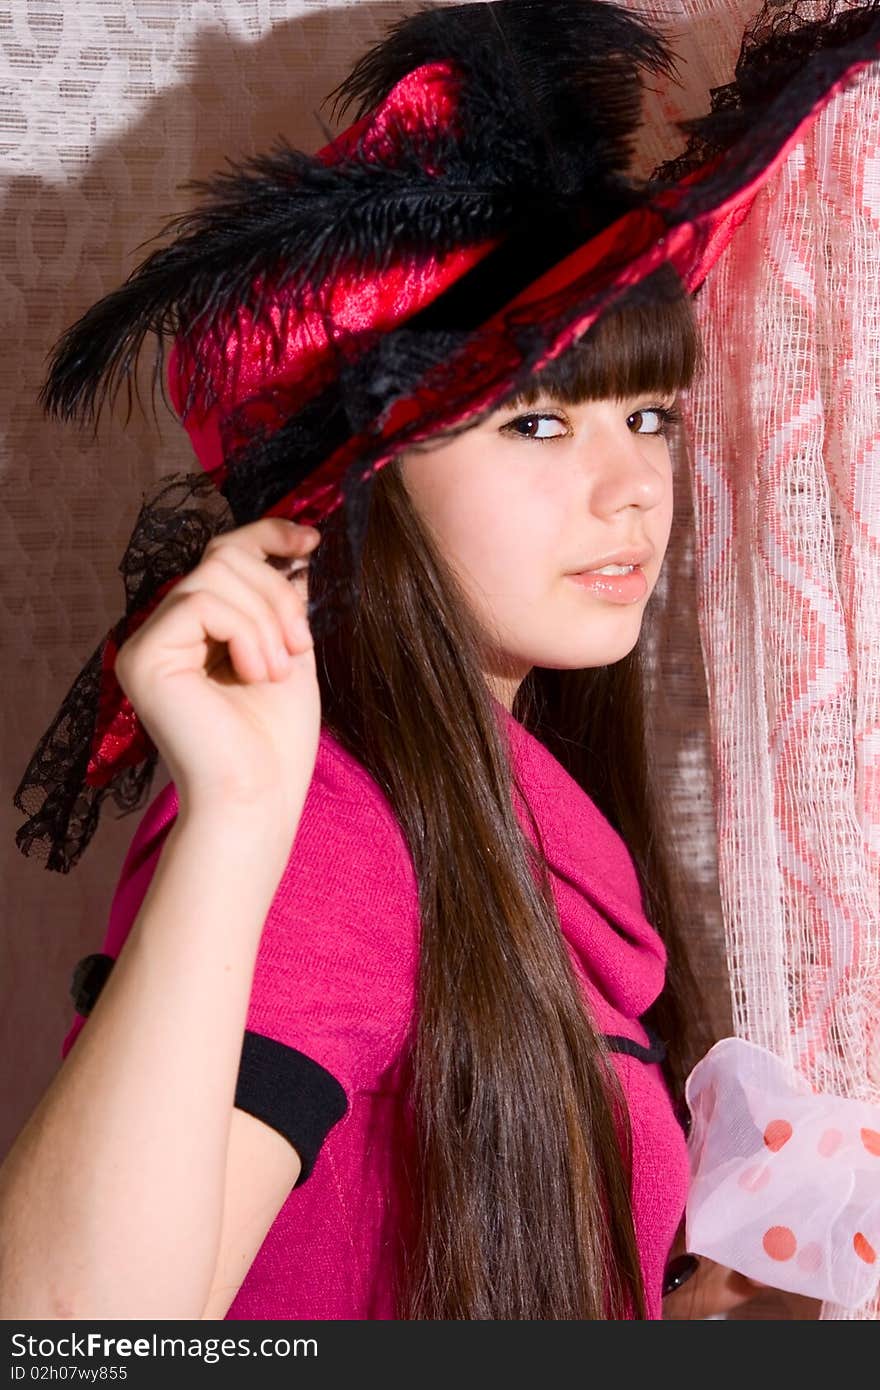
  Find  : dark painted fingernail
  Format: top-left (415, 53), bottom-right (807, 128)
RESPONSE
top-left (662, 1254), bottom-right (700, 1297)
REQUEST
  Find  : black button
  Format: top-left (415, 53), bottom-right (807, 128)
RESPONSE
top-left (70, 952), bottom-right (115, 1016)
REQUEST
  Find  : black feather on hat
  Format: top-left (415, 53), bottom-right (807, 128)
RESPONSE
top-left (38, 0), bottom-right (678, 431)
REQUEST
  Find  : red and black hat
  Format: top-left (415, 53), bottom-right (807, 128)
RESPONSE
top-left (14, 0), bottom-right (880, 871)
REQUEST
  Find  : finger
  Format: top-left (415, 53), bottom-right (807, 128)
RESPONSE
top-left (663, 1260), bottom-right (764, 1320)
top-left (121, 587), bottom-right (273, 685)
top-left (185, 590), bottom-right (274, 684)
top-left (206, 517), bottom-right (322, 565)
top-left (202, 541), bottom-right (312, 653)
top-left (176, 553), bottom-right (301, 679)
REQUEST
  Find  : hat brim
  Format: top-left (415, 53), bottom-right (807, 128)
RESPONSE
top-left (240, 29), bottom-right (879, 531)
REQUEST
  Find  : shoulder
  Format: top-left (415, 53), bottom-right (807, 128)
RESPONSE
top-left (125, 725), bottom-right (414, 874)
top-left (310, 725), bottom-right (413, 848)
top-left (63, 724), bottom-right (421, 1069)
top-left (102, 725), bottom-right (418, 955)
top-left (244, 727), bottom-right (421, 1092)
top-left (272, 724), bottom-right (420, 922)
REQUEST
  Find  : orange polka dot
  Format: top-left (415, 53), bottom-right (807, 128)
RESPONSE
top-left (818, 1128), bottom-right (843, 1157)
top-left (860, 1128), bottom-right (880, 1157)
top-left (763, 1226), bottom-right (797, 1261)
top-left (796, 1243), bottom-right (822, 1274)
top-left (764, 1119), bottom-right (793, 1153)
top-left (738, 1164), bottom-right (772, 1193)
top-left (853, 1233), bottom-right (876, 1265)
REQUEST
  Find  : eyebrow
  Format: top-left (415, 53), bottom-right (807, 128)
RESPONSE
top-left (501, 389), bottom-right (568, 410)
top-left (501, 388), bottom-right (678, 411)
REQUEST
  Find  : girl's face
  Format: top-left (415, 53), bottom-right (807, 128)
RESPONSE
top-left (398, 388), bottom-right (678, 708)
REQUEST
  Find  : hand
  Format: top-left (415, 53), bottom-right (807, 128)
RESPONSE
top-left (662, 1254), bottom-right (767, 1319)
top-left (662, 1225), bottom-right (767, 1320)
top-left (114, 517), bottom-right (322, 827)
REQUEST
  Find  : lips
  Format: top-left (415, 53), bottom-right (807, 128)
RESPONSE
top-left (584, 561), bottom-right (640, 575)
top-left (570, 543), bottom-right (653, 574)
top-left (567, 566), bottom-right (649, 603)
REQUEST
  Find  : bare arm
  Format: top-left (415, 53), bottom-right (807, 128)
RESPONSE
top-left (0, 805), bottom-right (298, 1320)
top-left (0, 515), bottom-right (323, 1319)
top-left (198, 1107), bottom-right (302, 1319)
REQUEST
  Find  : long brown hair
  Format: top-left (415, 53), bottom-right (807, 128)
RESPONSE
top-left (309, 272), bottom-right (709, 1318)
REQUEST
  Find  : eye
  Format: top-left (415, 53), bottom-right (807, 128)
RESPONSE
top-left (500, 412), bottom-right (569, 442)
top-left (628, 404), bottom-right (682, 436)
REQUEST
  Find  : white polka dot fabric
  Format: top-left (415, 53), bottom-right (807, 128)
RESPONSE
top-left (686, 1038), bottom-right (880, 1308)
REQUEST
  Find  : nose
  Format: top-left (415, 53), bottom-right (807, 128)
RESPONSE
top-left (579, 416), bottom-right (669, 518)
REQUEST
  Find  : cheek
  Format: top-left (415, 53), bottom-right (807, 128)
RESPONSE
top-left (452, 480), bottom-right (562, 602)
top-left (429, 494), bottom-right (509, 588)
top-left (403, 453), bottom-right (551, 584)
top-left (399, 447), bottom-right (572, 631)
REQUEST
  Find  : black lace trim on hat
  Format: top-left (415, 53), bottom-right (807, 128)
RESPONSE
top-left (656, 0), bottom-right (880, 189)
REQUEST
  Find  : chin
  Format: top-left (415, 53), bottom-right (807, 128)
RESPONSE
top-left (537, 632), bottom-right (642, 670)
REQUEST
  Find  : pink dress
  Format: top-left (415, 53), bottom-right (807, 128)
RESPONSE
top-left (62, 700), bottom-right (690, 1319)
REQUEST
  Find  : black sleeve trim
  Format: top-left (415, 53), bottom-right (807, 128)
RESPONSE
top-left (73, 956), bottom-right (671, 1151)
top-left (602, 1022), bottom-right (667, 1065)
top-left (235, 1030), bottom-right (349, 1186)
top-left (68, 955), bottom-right (348, 1186)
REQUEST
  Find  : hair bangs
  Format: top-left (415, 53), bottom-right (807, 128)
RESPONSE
top-left (507, 274), bottom-right (702, 410)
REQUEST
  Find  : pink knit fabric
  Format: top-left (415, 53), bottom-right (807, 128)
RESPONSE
top-left (61, 699), bottom-right (689, 1319)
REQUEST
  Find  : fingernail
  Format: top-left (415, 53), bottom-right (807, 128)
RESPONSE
top-left (662, 1254), bottom-right (700, 1297)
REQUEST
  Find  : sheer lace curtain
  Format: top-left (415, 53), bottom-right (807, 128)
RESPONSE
top-left (2, 1), bottom-right (877, 1323)
top-left (679, 53), bottom-right (880, 1320)
top-left (641, 1), bottom-right (880, 1322)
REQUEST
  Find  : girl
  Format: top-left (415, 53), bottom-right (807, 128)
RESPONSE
top-left (0, 284), bottom-right (746, 1321)
top-left (6, 0), bottom-right (873, 1322)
